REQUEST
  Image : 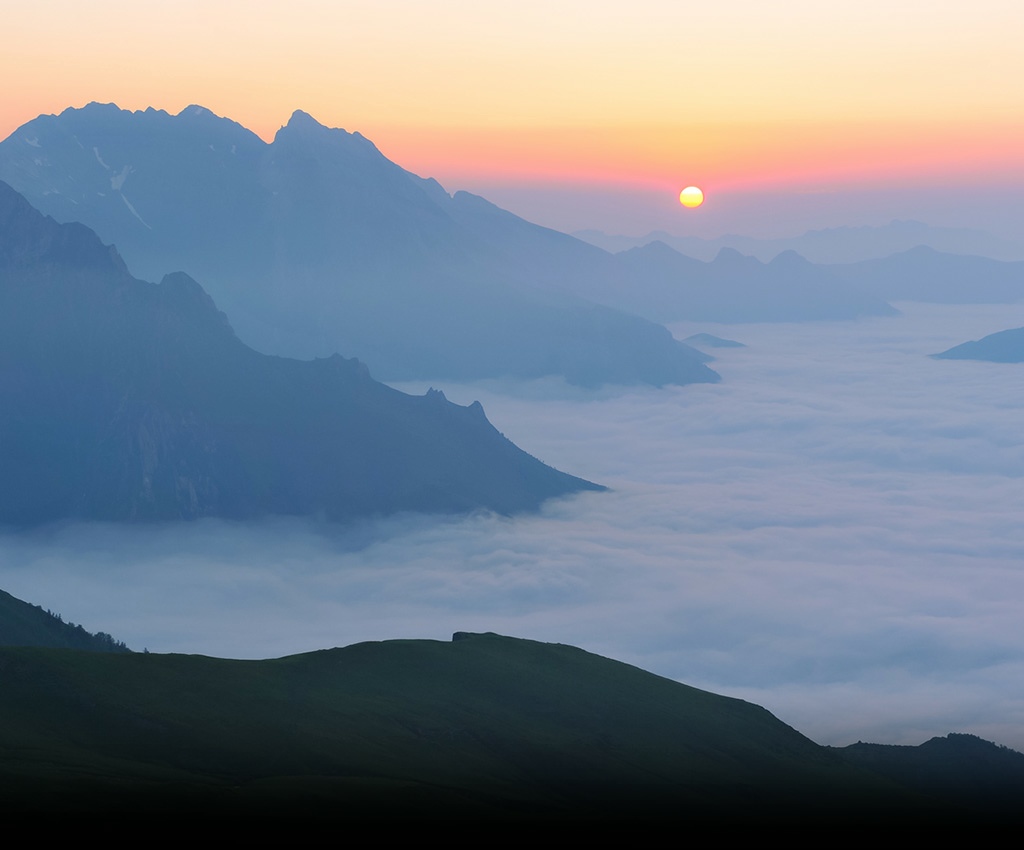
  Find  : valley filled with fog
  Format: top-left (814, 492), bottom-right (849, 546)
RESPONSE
top-left (3, 302), bottom-right (1023, 750)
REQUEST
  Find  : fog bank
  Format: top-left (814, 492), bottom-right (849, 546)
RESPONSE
top-left (3, 302), bottom-right (1024, 750)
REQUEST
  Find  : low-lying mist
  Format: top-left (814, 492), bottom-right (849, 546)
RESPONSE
top-left (3, 302), bottom-right (1024, 751)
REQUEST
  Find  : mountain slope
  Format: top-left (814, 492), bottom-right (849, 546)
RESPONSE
top-left (0, 181), bottom-right (600, 525)
top-left (836, 734), bottom-right (1024, 816)
top-left (0, 632), bottom-right (915, 820)
top-left (1, 595), bottom-right (1018, 822)
top-left (0, 103), bottom-right (716, 388)
top-left (933, 327), bottom-right (1024, 362)
top-left (0, 589), bottom-right (129, 652)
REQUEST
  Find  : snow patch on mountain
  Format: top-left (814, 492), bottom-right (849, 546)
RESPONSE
top-left (110, 165), bottom-right (132, 191)
top-left (121, 194), bottom-right (151, 229)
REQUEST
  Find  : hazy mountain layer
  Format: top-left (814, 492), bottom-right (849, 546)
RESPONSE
top-left (0, 104), bottom-right (716, 388)
top-left (836, 734), bottom-right (1024, 818)
top-left (831, 246), bottom-right (1024, 304)
top-left (0, 181), bottom-right (600, 525)
top-left (933, 326), bottom-right (1024, 362)
top-left (598, 241), bottom-right (897, 323)
top-left (575, 220), bottom-right (1024, 264)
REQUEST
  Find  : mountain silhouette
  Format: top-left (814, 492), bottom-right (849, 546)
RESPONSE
top-left (574, 220), bottom-right (1024, 264)
top-left (0, 103), bottom-right (716, 389)
top-left (598, 241), bottom-right (897, 323)
top-left (831, 246), bottom-right (1024, 303)
top-left (0, 182), bottom-right (601, 525)
top-left (0, 625), bottom-right (1020, 822)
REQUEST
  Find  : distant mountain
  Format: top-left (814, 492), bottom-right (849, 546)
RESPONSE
top-left (0, 588), bottom-right (129, 652)
top-left (830, 246), bottom-right (1024, 304)
top-left (575, 220), bottom-right (1024, 264)
top-left (590, 241), bottom-right (897, 323)
top-left (1, 630), bottom-right (1018, 822)
top-left (684, 333), bottom-right (746, 349)
top-left (0, 103), bottom-right (716, 389)
top-left (933, 327), bottom-right (1024, 362)
top-left (0, 181), bottom-right (600, 525)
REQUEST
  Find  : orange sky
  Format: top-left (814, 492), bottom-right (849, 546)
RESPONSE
top-left (3, 1), bottom-right (1022, 235)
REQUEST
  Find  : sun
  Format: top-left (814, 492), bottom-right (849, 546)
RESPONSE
top-left (679, 186), bottom-right (704, 208)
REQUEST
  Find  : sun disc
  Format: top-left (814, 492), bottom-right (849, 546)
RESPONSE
top-left (679, 186), bottom-right (704, 208)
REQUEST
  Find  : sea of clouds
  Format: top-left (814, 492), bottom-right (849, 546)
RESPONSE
top-left (3, 302), bottom-right (1024, 750)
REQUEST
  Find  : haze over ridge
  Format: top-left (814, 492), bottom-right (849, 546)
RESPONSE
top-left (0, 103), bottom-right (717, 389)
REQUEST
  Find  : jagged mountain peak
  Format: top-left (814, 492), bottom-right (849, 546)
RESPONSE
top-left (275, 109), bottom-right (380, 158)
top-left (287, 108), bottom-right (322, 126)
top-left (284, 108), bottom-right (324, 131)
top-left (179, 104), bottom-right (217, 119)
top-left (72, 101), bottom-right (130, 116)
top-left (279, 109), bottom-right (352, 141)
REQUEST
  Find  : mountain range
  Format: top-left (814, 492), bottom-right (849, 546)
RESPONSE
top-left (565, 239), bottom-right (1023, 324)
top-left (5, 105), bottom-right (1020, 352)
top-left (0, 103), bottom-right (716, 389)
top-left (0, 180), bottom-right (599, 525)
top-left (829, 246), bottom-right (1024, 303)
top-left (575, 220), bottom-right (1024, 264)
top-left (601, 241), bottom-right (898, 323)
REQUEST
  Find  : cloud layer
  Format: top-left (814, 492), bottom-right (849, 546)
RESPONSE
top-left (4, 302), bottom-right (1024, 750)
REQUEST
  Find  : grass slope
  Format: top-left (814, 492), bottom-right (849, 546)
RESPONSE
top-left (836, 734), bottom-right (1024, 817)
top-left (0, 589), bottom-right (129, 652)
top-left (0, 632), bottom-right (922, 821)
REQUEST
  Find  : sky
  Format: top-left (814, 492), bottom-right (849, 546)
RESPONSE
top-left (3, 302), bottom-right (1023, 749)
top-left (3, 1), bottom-right (1023, 237)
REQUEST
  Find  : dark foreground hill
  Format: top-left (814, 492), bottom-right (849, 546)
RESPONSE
top-left (933, 327), bottom-right (1024, 362)
top-left (1, 628), bottom-right (1020, 823)
top-left (0, 181), bottom-right (600, 524)
top-left (0, 103), bottom-right (716, 388)
top-left (0, 633), bottom-right (897, 821)
top-left (836, 734), bottom-right (1024, 818)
